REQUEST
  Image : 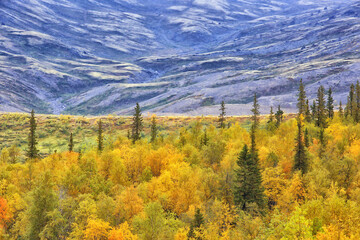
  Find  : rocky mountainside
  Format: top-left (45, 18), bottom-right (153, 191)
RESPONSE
top-left (0, 0), bottom-right (359, 115)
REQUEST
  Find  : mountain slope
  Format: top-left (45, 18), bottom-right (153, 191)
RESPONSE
top-left (0, 0), bottom-right (359, 115)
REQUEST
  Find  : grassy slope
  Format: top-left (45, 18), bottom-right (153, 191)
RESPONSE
top-left (1, 112), bottom-right (294, 160)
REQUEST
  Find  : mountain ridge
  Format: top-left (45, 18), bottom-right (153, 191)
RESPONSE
top-left (0, 0), bottom-right (359, 115)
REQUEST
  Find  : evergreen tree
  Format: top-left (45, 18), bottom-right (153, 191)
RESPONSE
top-left (327, 88), bottom-right (334, 119)
top-left (27, 172), bottom-right (58, 240)
top-left (275, 105), bottom-right (284, 128)
top-left (349, 84), bottom-right (356, 119)
top-left (27, 109), bottom-right (39, 160)
top-left (234, 94), bottom-right (266, 211)
top-left (68, 132), bottom-right (74, 152)
top-left (297, 79), bottom-right (307, 115)
top-left (316, 86), bottom-right (327, 128)
top-left (311, 100), bottom-right (317, 122)
top-left (234, 144), bottom-right (265, 210)
top-left (356, 81), bottom-right (360, 122)
top-left (188, 208), bottom-right (204, 239)
top-left (268, 106), bottom-right (274, 123)
top-left (305, 99), bottom-right (311, 122)
top-left (150, 115), bottom-right (157, 143)
top-left (339, 101), bottom-right (344, 119)
top-left (319, 128), bottom-right (326, 158)
top-left (293, 116), bottom-right (308, 175)
top-left (251, 94), bottom-right (260, 129)
top-left (219, 101), bottom-right (226, 129)
top-left (304, 128), bottom-right (310, 148)
top-left (131, 103), bottom-right (143, 143)
top-left (97, 119), bottom-right (103, 152)
top-left (201, 128), bottom-right (209, 146)
top-left (127, 129), bottom-right (131, 140)
top-left (250, 93), bottom-right (260, 156)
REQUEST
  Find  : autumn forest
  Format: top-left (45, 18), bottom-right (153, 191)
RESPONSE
top-left (2, 81), bottom-right (360, 239)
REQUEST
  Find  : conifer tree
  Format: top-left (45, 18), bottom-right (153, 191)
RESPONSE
top-left (339, 101), bottom-right (344, 119)
top-left (219, 101), bottom-right (226, 129)
top-left (268, 107), bottom-right (274, 123)
top-left (188, 208), bottom-right (204, 239)
top-left (345, 96), bottom-right (350, 118)
top-left (305, 99), bottom-right (311, 122)
top-left (275, 105), bottom-right (284, 128)
top-left (349, 84), bottom-right (356, 119)
top-left (234, 94), bottom-right (265, 210)
top-left (304, 128), bottom-right (310, 148)
top-left (251, 94), bottom-right (260, 130)
top-left (297, 79), bottom-right (307, 115)
top-left (68, 132), bottom-right (74, 152)
top-left (131, 103), bottom-right (143, 143)
top-left (356, 81), bottom-right (360, 122)
top-left (27, 172), bottom-right (58, 240)
top-left (311, 100), bottom-right (317, 122)
top-left (150, 115), bottom-right (157, 143)
top-left (250, 93), bottom-right (260, 155)
top-left (234, 144), bottom-right (265, 210)
top-left (327, 88), bottom-right (334, 119)
top-left (97, 119), bottom-right (103, 152)
top-left (27, 109), bottom-right (39, 160)
top-left (293, 116), bottom-right (308, 175)
top-left (201, 128), bottom-right (209, 146)
top-left (316, 86), bottom-right (327, 128)
top-left (319, 128), bottom-right (326, 158)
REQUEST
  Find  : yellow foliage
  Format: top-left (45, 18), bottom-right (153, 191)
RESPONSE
top-left (108, 222), bottom-right (138, 240)
top-left (83, 218), bottom-right (111, 240)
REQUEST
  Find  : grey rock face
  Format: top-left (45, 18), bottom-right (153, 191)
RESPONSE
top-left (0, 0), bottom-right (359, 115)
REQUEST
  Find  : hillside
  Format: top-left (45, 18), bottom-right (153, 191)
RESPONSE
top-left (0, 0), bottom-right (360, 115)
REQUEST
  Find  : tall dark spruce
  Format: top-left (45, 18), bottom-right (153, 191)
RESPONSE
top-left (27, 109), bottom-right (39, 160)
top-left (97, 119), bottom-right (103, 152)
top-left (234, 93), bottom-right (265, 210)
top-left (293, 116), bottom-right (308, 175)
top-left (69, 132), bottom-right (74, 152)
top-left (131, 103), bottom-right (143, 143)
top-left (219, 101), bottom-right (226, 129)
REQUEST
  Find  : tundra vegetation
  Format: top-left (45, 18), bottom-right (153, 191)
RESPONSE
top-left (2, 83), bottom-right (360, 239)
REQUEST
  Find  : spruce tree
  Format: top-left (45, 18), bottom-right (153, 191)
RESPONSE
top-left (27, 109), bottom-right (39, 160)
top-left (275, 105), bottom-right (284, 128)
top-left (97, 119), bottom-right (103, 152)
top-left (293, 116), bottom-right (308, 175)
top-left (327, 88), bottom-right (334, 119)
top-left (251, 94), bottom-right (260, 129)
top-left (201, 128), bottom-right (209, 146)
top-left (150, 115), bottom-right (157, 143)
top-left (311, 100), bottom-right (317, 122)
top-left (319, 128), bottom-right (326, 158)
top-left (356, 81), bottom-right (360, 122)
top-left (345, 96), bottom-right (350, 118)
top-left (316, 86), bottom-right (327, 128)
top-left (234, 94), bottom-right (265, 210)
top-left (27, 172), bottom-right (58, 240)
top-left (349, 84), bottom-right (356, 119)
top-left (297, 79), bottom-right (307, 115)
top-left (304, 128), bottom-right (310, 148)
top-left (68, 132), bottom-right (74, 152)
top-left (131, 103), bottom-right (143, 143)
top-left (219, 101), bottom-right (226, 129)
top-left (339, 101), bottom-right (344, 119)
top-left (268, 106), bottom-right (274, 123)
top-left (234, 144), bottom-right (265, 210)
top-left (305, 99), bottom-right (311, 122)
top-left (188, 208), bottom-right (204, 239)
